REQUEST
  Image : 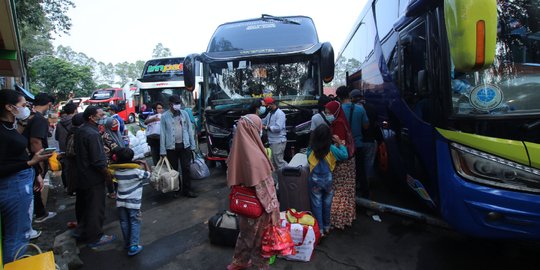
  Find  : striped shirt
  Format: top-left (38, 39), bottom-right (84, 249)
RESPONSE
top-left (114, 168), bottom-right (150, 209)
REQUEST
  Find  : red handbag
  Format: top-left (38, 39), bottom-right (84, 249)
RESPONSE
top-left (229, 185), bottom-right (264, 219)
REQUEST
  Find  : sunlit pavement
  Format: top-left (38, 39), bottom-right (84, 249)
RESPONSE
top-left (40, 162), bottom-right (540, 270)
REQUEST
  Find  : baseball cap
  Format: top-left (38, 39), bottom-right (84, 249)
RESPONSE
top-left (169, 95), bottom-right (182, 104)
top-left (350, 89), bottom-right (363, 99)
top-left (263, 97), bottom-right (275, 105)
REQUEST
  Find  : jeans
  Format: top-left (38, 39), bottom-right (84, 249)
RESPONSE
top-left (118, 207), bottom-right (141, 247)
top-left (0, 168), bottom-right (35, 264)
top-left (309, 172), bottom-right (334, 234)
top-left (363, 141), bottom-right (377, 178)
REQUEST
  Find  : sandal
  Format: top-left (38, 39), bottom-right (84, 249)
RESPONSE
top-left (87, 234), bottom-right (116, 248)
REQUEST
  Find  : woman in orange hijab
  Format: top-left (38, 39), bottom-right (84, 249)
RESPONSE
top-left (227, 114), bottom-right (279, 270)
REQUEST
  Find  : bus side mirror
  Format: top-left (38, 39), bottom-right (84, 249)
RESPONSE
top-left (444, 0), bottom-right (497, 72)
top-left (183, 54), bottom-right (199, 92)
top-left (320, 42), bottom-right (334, 83)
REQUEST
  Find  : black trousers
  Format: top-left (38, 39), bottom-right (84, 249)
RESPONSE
top-left (75, 183), bottom-right (106, 243)
top-left (166, 143), bottom-right (193, 193)
top-left (354, 147), bottom-right (369, 198)
top-left (147, 136), bottom-right (161, 166)
top-left (34, 165), bottom-right (48, 218)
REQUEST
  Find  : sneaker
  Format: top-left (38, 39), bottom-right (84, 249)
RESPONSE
top-left (34, 212), bottom-right (57, 223)
top-left (87, 234), bottom-right (116, 248)
top-left (29, 229), bottom-right (42, 240)
top-left (127, 245), bottom-right (143, 256)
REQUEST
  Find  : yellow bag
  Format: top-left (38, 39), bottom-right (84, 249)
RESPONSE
top-left (285, 209), bottom-right (316, 227)
top-left (4, 243), bottom-right (56, 270)
top-left (48, 152), bottom-right (61, 172)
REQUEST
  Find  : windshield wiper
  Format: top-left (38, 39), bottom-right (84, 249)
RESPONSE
top-left (261, 14), bottom-right (300, 25)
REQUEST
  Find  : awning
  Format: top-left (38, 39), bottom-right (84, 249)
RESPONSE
top-left (0, 0), bottom-right (25, 77)
top-left (15, 84), bottom-right (34, 100)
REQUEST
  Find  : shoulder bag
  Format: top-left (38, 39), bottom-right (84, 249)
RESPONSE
top-left (229, 185), bottom-right (263, 219)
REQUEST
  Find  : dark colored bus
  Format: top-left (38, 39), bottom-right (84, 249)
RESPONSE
top-left (183, 15), bottom-right (334, 161)
top-left (337, 0), bottom-right (540, 239)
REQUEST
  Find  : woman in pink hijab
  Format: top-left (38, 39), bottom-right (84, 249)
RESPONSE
top-left (227, 114), bottom-right (280, 270)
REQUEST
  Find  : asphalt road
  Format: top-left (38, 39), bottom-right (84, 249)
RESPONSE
top-left (31, 162), bottom-right (539, 270)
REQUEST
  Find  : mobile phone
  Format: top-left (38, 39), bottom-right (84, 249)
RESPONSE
top-left (42, 148), bottom-right (56, 155)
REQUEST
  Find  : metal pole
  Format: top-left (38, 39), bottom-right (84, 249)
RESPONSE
top-left (356, 197), bottom-right (452, 229)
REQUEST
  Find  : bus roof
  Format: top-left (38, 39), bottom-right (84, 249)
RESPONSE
top-left (201, 15), bottom-right (321, 62)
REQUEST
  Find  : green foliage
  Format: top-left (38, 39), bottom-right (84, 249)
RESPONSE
top-left (152, 43), bottom-right (172, 58)
top-left (30, 56), bottom-right (96, 99)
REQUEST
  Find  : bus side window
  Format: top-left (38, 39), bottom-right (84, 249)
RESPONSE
top-left (399, 20), bottom-right (430, 122)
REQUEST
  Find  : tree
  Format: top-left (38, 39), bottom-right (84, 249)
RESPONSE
top-left (30, 56), bottom-right (96, 99)
top-left (152, 43), bottom-right (172, 58)
top-left (16, 0), bottom-right (75, 62)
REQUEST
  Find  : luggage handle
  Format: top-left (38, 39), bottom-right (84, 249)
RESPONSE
top-left (282, 166), bottom-right (302, 177)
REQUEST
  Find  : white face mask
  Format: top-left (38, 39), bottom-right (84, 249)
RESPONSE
top-left (173, 104), bottom-right (182, 111)
top-left (13, 106), bottom-right (31, 120)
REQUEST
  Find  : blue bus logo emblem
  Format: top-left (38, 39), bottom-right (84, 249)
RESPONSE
top-left (469, 84), bottom-right (503, 111)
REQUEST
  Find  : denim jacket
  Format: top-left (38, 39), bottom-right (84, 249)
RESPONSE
top-left (160, 109), bottom-right (196, 155)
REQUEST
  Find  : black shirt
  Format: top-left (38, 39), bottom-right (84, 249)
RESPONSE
top-left (23, 111), bottom-right (49, 149)
top-left (75, 122), bottom-right (108, 189)
top-left (0, 121), bottom-right (31, 178)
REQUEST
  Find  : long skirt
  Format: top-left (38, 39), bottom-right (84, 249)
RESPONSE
top-left (330, 157), bottom-right (356, 229)
top-left (230, 213), bottom-right (272, 269)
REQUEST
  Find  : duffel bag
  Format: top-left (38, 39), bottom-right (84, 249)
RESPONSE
top-left (208, 211), bottom-right (239, 247)
top-left (190, 152), bottom-right (210, 180)
top-left (150, 157), bottom-right (180, 193)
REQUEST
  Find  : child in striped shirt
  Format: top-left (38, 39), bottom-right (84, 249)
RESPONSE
top-left (109, 148), bottom-right (150, 256)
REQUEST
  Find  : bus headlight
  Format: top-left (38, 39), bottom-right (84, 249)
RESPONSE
top-left (207, 124), bottom-right (231, 138)
top-left (450, 143), bottom-right (540, 193)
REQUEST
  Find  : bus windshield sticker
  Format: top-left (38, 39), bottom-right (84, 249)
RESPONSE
top-left (246, 23), bottom-right (276, 31)
top-left (469, 84), bottom-right (504, 111)
top-left (238, 61), bottom-right (246, 69)
top-left (146, 63), bottom-right (183, 74)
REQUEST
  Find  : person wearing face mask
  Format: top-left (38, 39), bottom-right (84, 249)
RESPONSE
top-left (160, 95), bottom-right (197, 198)
top-left (23, 92), bottom-right (57, 225)
top-left (261, 97), bottom-right (288, 170)
top-left (0, 89), bottom-right (53, 263)
top-left (73, 106), bottom-right (116, 248)
top-left (324, 100), bottom-right (358, 230)
top-left (102, 117), bottom-right (126, 199)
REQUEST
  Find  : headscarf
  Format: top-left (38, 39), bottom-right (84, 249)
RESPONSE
top-left (227, 114), bottom-right (273, 187)
top-left (104, 117), bottom-right (124, 147)
top-left (325, 101), bottom-right (352, 140)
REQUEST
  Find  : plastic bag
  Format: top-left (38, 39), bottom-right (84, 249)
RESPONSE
top-left (261, 225), bottom-right (296, 258)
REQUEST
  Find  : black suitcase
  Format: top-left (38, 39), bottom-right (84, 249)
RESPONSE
top-left (277, 165), bottom-right (311, 212)
top-left (208, 210), bottom-right (240, 247)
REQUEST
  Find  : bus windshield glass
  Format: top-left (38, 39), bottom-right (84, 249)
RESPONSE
top-left (205, 59), bottom-right (318, 109)
top-left (141, 88), bottom-right (193, 111)
top-left (451, 1), bottom-right (540, 116)
top-left (91, 90), bottom-right (115, 100)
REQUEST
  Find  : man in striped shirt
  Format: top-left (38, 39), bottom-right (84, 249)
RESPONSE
top-left (110, 148), bottom-right (150, 256)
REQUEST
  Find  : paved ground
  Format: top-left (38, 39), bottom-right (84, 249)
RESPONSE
top-left (33, 162), bottom-right (540, 270)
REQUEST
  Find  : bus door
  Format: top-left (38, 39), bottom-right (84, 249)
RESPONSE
top-left (394, 14), bottom-right (441, 209)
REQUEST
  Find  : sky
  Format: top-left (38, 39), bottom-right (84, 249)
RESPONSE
top-left (52, 0), bottom-right (369, 64)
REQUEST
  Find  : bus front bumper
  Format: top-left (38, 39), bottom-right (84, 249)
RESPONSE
top-left (436, 140), bottom-right (540, 239)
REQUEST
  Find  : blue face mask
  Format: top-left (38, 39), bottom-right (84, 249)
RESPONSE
top-left (258, 106), bottom-right (267, 115)
top-left (325, 114), bottom-right (335, 123)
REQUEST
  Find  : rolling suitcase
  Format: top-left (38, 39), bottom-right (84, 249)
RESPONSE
top-left (208, 211), bottom-right (240, 247)
top-left (277, 154), bottom-right (311, 212)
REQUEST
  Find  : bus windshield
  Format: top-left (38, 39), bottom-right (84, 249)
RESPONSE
top-left (141, 87), bottom-right (193, 111)
top-left (205, 59), bottom-right (318, 109)
top-left (451, 1), bottom-right (540, 116)
top-left (91, 89), bottom-right (115, 100)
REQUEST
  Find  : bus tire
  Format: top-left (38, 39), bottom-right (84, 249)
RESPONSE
top-left (128, 113), bottom-right (136, 123)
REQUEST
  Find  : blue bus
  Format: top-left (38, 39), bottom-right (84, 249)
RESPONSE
top-left (337, 0), bottom-right (540, 239)
top-left (183, 15), bottom-right (334, 162)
